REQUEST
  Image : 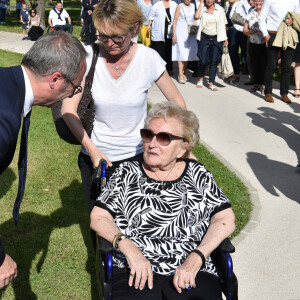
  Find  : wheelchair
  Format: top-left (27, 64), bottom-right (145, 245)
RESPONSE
top-left (96, 236), bottom-right (238, 300)
top-left (94, 160), bottom-right (238, 300)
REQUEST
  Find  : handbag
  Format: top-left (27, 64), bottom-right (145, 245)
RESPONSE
top-left (167, 24), bottom-right (173, 36)
top-left (187, 24), bottom-right (199, 35)
top-left (219, 46), bottom-right (234, 79)
top-left (182, 5), bottom-right (199, 35)
top-left (51, 43), bottom-right (100, 145)
top-left (231, 10), bottom-right (245, 26)
top-left (165, 6), bottom-right (173, 36)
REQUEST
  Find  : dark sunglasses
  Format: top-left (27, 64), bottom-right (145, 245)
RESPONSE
top-left (63, 75), bottom-right (82, 97)
top-left (140, 129), bottom-right (185, 146)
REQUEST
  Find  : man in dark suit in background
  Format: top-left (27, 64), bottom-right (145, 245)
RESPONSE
top-left (81, 0), bottom-right (99, 45)
top-left (0, 31), bottom-right (87, 290)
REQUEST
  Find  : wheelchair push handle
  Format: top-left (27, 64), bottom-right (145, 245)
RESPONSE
top-left (92, 159), bottom-right (107, 185)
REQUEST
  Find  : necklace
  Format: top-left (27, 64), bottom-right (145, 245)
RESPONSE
top-left (108, 49), bottom-right (131, 77)
top-left (153, 163), bottom-right (176, 190)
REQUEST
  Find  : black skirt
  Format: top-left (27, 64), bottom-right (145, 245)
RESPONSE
top-left (28, 26), bottom-right (44, 41)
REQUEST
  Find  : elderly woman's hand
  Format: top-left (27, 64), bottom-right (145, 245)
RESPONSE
top-left (119, 239), bottom-right (153, 290)
top-left (173, 253), bottom-right (202, 293)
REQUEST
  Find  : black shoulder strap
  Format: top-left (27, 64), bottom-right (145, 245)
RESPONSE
top-left (85, 43), bottom-right (100, 88)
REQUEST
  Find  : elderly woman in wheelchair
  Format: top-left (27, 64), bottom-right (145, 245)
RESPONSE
top-left (90, 102), bottom-right (236, 300)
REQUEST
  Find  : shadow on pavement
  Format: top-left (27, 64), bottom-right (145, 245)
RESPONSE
top-left (246, 106), bottom-right (300, 203)
top-left (247, 107), bottom-right (300, 163)
top-left (247, 152), bottom-right (300, 204)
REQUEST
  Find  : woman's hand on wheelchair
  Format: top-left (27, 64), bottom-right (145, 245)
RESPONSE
top-left (89, 146), bottom-right (112, 168)
top-left (173, 254), bottom-right (202, 293)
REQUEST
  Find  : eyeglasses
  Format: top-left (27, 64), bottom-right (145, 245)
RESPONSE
top-left (140, 129), bottom-right (185, 146)
top-left (62, 75), bottom-right (82, 97)
top-left (96, 32), bottom-right (130, 44)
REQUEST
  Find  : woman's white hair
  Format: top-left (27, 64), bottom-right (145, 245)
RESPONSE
top-left (145, 102), bottom-right (200, 158)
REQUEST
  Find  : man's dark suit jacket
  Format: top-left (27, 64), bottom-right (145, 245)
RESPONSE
top-left (0, 66), bottom-right (26, 266)
top-left (81, 0), bottom-right (99, 19)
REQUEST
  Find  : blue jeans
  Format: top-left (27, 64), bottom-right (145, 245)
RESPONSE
top-left (227, 27), bottom-right (247, 75)
top-left (197, 34), bottom-right (223, 84)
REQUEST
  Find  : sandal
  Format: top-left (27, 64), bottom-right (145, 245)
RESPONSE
top-left (250, 85), bottom-right (260, 93)
top-left (228, 75), bottom-right (240, 83)
top-left (178, 77), bottom-right (186, 84)
top-left (293, 89), bottom-right (300, 98)
top-left (209, 84), bottom-right (218, 91)
top-left (196, 80), bottom-right (203, 88)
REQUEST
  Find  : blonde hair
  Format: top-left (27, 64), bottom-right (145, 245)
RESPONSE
top-left (145, 102), bottom-right (200, 158)
top-left (93, 0), bottom-right (145, 34)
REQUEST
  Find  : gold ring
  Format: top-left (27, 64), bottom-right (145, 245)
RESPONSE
top-left (130, 273), bottom-right (135, 277)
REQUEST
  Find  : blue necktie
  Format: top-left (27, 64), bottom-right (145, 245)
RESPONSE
top-left (13, 110), bottom-right (32, 226)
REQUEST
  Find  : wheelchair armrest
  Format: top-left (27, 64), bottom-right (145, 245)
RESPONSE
top-left (98, 236), bottom-right (113, 253)
top-left (218, 238), bottom-right (235, 254)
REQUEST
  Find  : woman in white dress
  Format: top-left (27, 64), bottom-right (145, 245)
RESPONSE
top-left (172, 0), bottom-right (199, 84)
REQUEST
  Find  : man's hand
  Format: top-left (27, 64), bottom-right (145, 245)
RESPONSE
top-left (0, 254), bottom-right (17, 289)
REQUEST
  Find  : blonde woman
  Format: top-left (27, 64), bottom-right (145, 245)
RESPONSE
top-left (62, 0), bottom-right (186, 223)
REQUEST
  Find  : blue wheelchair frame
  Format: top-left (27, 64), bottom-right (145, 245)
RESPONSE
top-left (95, 160), bottom-right (238, 300)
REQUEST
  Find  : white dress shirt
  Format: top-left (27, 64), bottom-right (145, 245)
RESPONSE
top-left (21, 66), bottom-right (34, 118)
top-left (259, 0), bottom-right (300, 37)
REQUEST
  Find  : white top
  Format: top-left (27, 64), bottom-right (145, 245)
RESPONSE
top-left (202, 14), bottom-right (217, 36)
top-left (196, 4), bottom-right (227, 42)
top-left (81, 44), bottom-right (166, 162)
top-left (21, 66), bottom-right (34, 118)
top-left (149, 0), bottom-right (178, 42)
top-left (240, 0), bottom-right (251, 14)
top-left (138, 0), bottom-right (152, 25)
top-left (228, 1), bottom-right (247, 32)
top-left (259, 0), bottom-right (300, 37)
top-left (246, 9), bottom-right (265, 44)
top-left (49, 8), bottom-right (69, 26)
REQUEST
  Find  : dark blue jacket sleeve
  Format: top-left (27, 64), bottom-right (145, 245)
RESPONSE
top-left (0, 238), bottom-right (5, 267)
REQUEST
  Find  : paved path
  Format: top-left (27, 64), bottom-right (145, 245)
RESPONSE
top-left (1, 31), bottom-right (300, 299)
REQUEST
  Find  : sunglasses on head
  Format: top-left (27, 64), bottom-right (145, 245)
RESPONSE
top-left (140, 129), bottom-right (185, 146)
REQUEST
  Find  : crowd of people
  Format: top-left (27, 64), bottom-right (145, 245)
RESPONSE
top-left (2, 0), bottom-right (300, 100)
top-left (143, 0), bottom-right (300, 100)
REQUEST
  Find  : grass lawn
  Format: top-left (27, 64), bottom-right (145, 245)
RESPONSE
top-left (0, 49), bottom-right (251, 299)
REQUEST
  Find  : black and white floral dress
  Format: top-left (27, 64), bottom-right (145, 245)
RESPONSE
top-left (96, 159), bottom-right (231, 277)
